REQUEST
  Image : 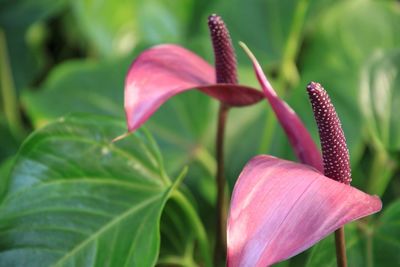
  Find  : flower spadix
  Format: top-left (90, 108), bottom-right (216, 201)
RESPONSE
top-left (227, 46), bottom-right (382, 267)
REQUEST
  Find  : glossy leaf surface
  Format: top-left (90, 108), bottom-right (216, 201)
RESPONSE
top-left (0, 115), bottom-right (176, 267)
top-left (227, 155), bottom-right (381, 267)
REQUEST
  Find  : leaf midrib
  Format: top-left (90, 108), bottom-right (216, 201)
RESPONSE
top-left (51, 194), bottom-right (164, 267)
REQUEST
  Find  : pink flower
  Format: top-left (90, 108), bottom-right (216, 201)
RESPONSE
top-left (124, 15), bottom-right (265, 132)
top-left (227, 45), bottom-right (382, 266)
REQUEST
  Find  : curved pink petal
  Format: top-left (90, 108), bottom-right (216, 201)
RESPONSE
top-left (125, 44), bottom-right (264, 131)
top-left (227, 155), bottom-right (381, 267)
top-left (240, 43), bottom-right (323, 172)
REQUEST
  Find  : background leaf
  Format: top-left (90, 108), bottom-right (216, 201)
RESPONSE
top-left (71, 0), bottom-right (195, 57)
top-left (0, 0), bottom-right (68, 91)
top-left (373, 199), bottom-right (400, 265)
top-left (21, 56), bottom-right (134, 128)
top-left (360, 50), bottom-right (400, 151)
top-left (305, 223), bottom-right (366, 267)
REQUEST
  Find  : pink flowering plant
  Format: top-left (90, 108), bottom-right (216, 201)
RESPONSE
top-left (1, 2), bottom-right (400, 267)
top-left (121, 14), bottom-right (382, 267)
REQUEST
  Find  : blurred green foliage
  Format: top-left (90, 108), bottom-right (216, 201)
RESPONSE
top-left (0, 0), bottom-right (400, 266)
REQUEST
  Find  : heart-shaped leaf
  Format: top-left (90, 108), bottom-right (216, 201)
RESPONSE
top-left (0, 114), bottom-right (178, 267)
top-left (227, 155), bottom-right (381, 267)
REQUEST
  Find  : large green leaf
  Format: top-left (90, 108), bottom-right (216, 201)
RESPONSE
top-left (360, 50), bottom-right (400, 151)
top-left (0, 114), bottom-right (179, 267)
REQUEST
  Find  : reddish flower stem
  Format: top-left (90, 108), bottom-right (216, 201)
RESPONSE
top-left (214, 103), bottom-right (229, 266)
top-left (335, 228), bottom-right (347, 267)
top-left (208, 14), bottom-right (237, 265)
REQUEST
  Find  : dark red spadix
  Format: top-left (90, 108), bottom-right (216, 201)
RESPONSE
top-left (307, 82), bottom-right (351, 184)
top-left (208, 14), bottom-right (238, 84)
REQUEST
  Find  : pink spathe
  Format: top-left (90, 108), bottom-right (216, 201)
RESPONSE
top-left (227, 155), bottom-right (381, 267)
top-left (241, 44), bottom-right (323, 172)
top-left (124, 44), bottom-right (264, 132)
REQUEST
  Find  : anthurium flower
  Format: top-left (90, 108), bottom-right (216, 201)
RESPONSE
top-left (227, 155), bottom-right (381, 267)
top-left (123, 17), bottom-right (324, 176)
top-left (124, 15), bottom-right (265, 132)
top-left (227, 47), bottom-right (382, 266)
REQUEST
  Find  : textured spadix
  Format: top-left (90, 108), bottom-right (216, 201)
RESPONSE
top-left (307, 81), bottom-right (351, 184)
top-left (227, 155), bottom-right (381, 267)
top-left (124, 44), bottom-right (264, 131)
top-left (240, 43), bottom-right (323, 172)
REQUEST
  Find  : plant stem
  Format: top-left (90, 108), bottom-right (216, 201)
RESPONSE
top-left (214, 103), bottom-right (229, 266)
top-left (334, 227), bottom-right (347, 267)
top-left (172, 191), bottom-right (212, 267)
top-left (0, 28), bottom-right (25, 139)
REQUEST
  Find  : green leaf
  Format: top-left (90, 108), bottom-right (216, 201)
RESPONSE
top-left (373, 199), bottom-right (400, 265)
top-left (305, 223), bottom-right (366, 267)
top-left (0, 117), bottom-right (19, 162)
top-left (360, 50), bottom-right (400, 151)
top-left (0, 157), bottom-right (14, 201)
top-left (22, 57), bottom-right (132, 127)
top-left (215, 0), bottom-right (298, 65)
top-left (71, 0), bottom-right (194, 57)
top-left (0, 114), bottom-right (178, 267)
top-left (0, 0), bottom-right (68, 91)
top-left (158, 193), bottom-right (201, 267)
top-left (0, 0), bottom-right (67, 28)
